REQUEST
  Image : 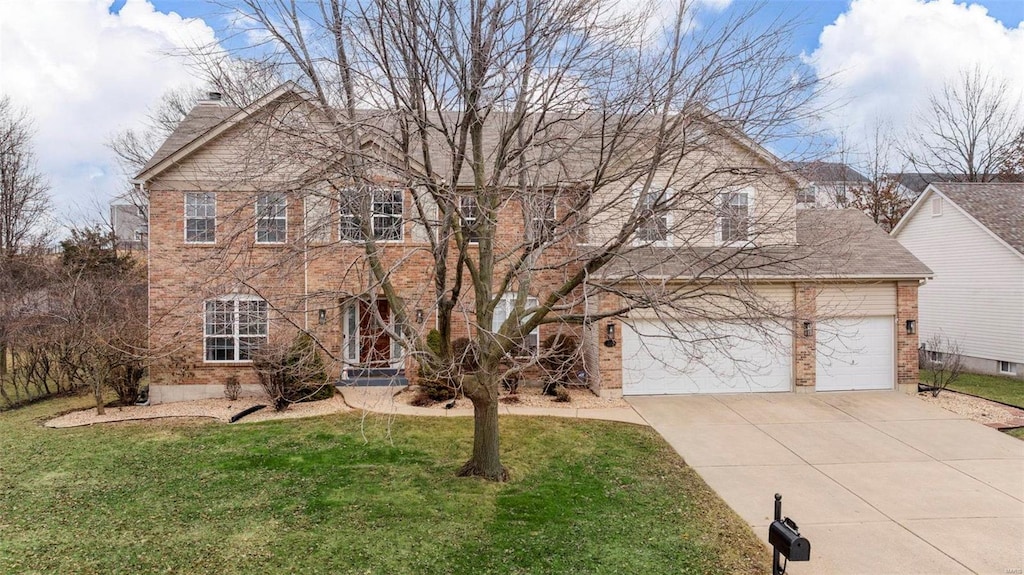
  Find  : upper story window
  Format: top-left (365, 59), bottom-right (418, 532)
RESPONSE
top-left (931, 196), bottom-right (943, 217)
top-left (256, 193), bottom-right (287, 243)
top-left (719, 189), bottom-right (751, 244)
top-left (304, 193), bottom-right (332, 244)
top-left (529, 192), bottom-right (558, 238)
top-left (185, 192), bottom-right (216, 243)
top-left (372, 189), bottom-right (403, 241)
top-left (339, 188), bottom-right (404, 242)
top-left (461, 196), bottom-right (480, 243)
top-left (493, 293), bottom-right (540, 356)
top-left (796, 186), bottom-right (816, 204)
top-left (635, 189), bottom-right (669, 244)
top-left (204, 296), bottom-right (268, 362)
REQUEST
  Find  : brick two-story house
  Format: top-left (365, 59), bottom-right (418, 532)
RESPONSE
top-left (134, 84), bottom-right (931, 403)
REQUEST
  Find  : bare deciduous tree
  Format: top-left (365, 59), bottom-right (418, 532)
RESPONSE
top-left (0, 95), bottom-right (50, 259)
top-left (165, 0), bottom-right (829, 480)
top-left (847, 122), bottom-right (913, 231)
top-left (904, 66), bottom-right (1024, 181)
top-left (919, 334), bottom-right (964, 398)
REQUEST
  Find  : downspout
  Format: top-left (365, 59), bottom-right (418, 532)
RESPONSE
top-left (136, 180), bottom-right (151, 406)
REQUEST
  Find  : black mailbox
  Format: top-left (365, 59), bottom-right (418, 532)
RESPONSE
top-left (769, 494), bottom-right (810, 574)
top-left (769, 517), bottom-right (810, 561)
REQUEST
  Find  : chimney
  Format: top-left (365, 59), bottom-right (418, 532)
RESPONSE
top-left (198, 91), bottom-right (224, 106)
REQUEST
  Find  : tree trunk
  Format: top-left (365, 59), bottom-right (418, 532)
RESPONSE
top-left (93, 375), bottom-right (105, 416)
top-left (457, 374), bottom-right (508, 481)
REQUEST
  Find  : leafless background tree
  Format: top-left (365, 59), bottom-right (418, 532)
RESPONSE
top-left (168, 0), bottom-right (828, 480)
top-left (0, 95), bottom-right (50, 259)
top-left (847, 122), bottom-right (913, 231)
top-left (903, 66), bottom-right (1024, 181)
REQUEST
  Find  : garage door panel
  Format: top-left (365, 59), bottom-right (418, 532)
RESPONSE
top-left (816, 317), bottom-right (894, 391)
top-left (623, 320), bottom-right (793, 395)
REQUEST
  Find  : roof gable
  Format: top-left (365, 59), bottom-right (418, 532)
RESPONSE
top-left (892, 182), bottom-right (1024, 259)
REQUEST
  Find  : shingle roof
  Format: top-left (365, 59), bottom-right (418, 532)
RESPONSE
top-left (602, 209), bottom-right (932, 280)
top-left (886, 173), bottom-right (1024, 195)
top-left (931, 182), bottom-right (1024, 255)
top-left (791, 161), bottom-right (869, 184)
top-left (137, 103), bottom-right (238, 177)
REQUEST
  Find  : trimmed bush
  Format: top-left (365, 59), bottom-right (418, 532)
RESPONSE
top-left (253, 333), bottom-right (332, 411)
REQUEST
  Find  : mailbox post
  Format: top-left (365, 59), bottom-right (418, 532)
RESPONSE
top-left (769, 493), bottom-right (810, 575)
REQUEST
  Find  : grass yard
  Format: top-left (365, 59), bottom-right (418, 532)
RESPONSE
top-left (925, 370), bottom-right (1024, 408)
top-left (0, 396), bottom-right (768, 575)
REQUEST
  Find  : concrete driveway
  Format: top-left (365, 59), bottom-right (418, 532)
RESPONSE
top-left (628, 392), bottom-right (1024, 574)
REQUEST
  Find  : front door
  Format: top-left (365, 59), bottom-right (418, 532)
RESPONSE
top-left (360, 298), bottom-right (391, 368)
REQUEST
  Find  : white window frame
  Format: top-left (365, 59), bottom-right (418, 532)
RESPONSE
top-left (184, 192), bottom-right (216, 244)
top-left (371, 188), bottom-right (404, 242)
top-left (338, 188), bottom-right (404, 242)
top-left (998, 360), bottom-right (1016, 375)
top-left (931, 196), bottom-right (943, 217)
top-left (493, 293), bottom-right (540, 357)
top-left (633, 187), bottom-right (672, 246)
top-left (796, 185), bottom-right (816, 204)
top-left (203, 295), bottom-right (268, 363)
top-left (461, 195), bottom-right (480, 243)
top-left (304, 193), bottom-right (333, 244)
top-left (255, 193), bottom-right (287, 244)
top-left (717, 188), bottom-right (754, 245)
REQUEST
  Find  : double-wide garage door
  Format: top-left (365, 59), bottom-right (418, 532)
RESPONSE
top-left (622, 320), bottom-right (793, 395)
top-left (622, 316), bottom-right (895, 395)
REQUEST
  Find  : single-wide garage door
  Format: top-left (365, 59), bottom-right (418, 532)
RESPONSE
top-left (622, 320), bottom-right (793, 395)
top-left (816, 317), bottom-right (894, 391)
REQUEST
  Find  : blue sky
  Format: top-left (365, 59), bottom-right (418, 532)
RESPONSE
top-left (1, 0), bottom-right (1022, 226)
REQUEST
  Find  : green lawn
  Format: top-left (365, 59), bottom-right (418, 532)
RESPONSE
top-left (925, 370), bottom-right (1024, 408)
top-left (0, 396), bottom-right (768, 575)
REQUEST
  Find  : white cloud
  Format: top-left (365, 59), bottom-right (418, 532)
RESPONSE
top-left (808, 0), bottom-right (1024, 166)
top-left (0, 0), bottom-right (217, 225)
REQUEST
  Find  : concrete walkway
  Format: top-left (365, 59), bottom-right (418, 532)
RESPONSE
top-left (629, 392), bottom-right (1024, 575)
top-left (338, 385), bottom-right (647, 425)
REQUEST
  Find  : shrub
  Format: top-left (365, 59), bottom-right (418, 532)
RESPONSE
top-left (919, 334), bottom-right (964, 397)
top-left (426, 329), bottom-right (442, 355)
top-left (539, 334), bottom-right (580, 395)
top-left (223, 375), bottom-right (241, 401)
top-left (252, 333), bottom-right (332, 411)
top-left (500, 371), bottom-right (521, 395)
top-left (553, 384), bottom-right (571, 403)
top-left (110, 361), bottom-right (145, 406)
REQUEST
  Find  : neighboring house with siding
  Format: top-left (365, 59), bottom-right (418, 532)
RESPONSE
top-left (791, 161), bottom-right (870, 209)
top-left (110, 200), bottom-right (147, 251)
top-left (133, 83), bottom-right (931, 403)
top-left (892, 182), bottom-right (1024, 378)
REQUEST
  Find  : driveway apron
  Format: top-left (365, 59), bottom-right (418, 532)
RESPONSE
top-left (628, 392), bottom-right (1024, 575)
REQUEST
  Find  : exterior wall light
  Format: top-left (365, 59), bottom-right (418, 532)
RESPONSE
top-left (604, 322), bottom-right (617, 347)
top-left (802, 321), bottom-right (813, 337)
top-left (906, 319), bottom-right (916, 335)
top-left (416, 308), bottom-right (424, 323)
top-left (318, 309), bottom-right (327, 325)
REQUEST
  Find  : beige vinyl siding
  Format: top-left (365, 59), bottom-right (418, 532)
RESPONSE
top-left (585, 134), bottom-right (797, 248)
top-left (628, 283), bottom-right (795, 321)
top-left (816, 284), bottom-right (897, 318)
top-left (895, 192), bottom-right (1024, 363)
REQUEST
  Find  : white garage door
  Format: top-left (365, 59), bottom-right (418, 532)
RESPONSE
top-left (816, 317), bottom-right (894, 391)
top-left (622, 320), bottom-right (793, 395)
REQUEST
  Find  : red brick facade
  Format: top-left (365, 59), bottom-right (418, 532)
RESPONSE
top-left (896, 281), bottom-right (921, 392)
top-left (793, 284), bottom-right (817, 390)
